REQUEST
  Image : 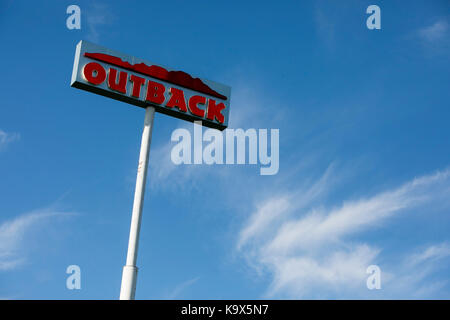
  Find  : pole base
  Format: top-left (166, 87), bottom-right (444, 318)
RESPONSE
top-left (120, 265), bottom-right (138, 300)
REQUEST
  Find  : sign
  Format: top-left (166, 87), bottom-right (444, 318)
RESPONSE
top-left (71, 40), bottom-right (231, 130)
top-left (70, 40), bottom-right (233, 300)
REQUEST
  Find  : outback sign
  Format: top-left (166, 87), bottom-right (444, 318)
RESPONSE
top-left (71, 40), bottom-right (231, 130)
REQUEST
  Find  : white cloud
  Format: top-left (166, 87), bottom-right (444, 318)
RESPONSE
top-left (380, 242), bottom-right (450, 299)
top-left (0, 205), bottom-right (74, 271)
top-left (0, 129), bottom-right (19, 151)
top-left (237, 168), bottom-right (450, 298)
top-left (418, 19), bottom-right (449, 43)
top-left (86, 3), bottom-right (114, 43)
top-left (314, 5), bottom-right (336, 48)
top-left (237, 164), bottom-right (334, 250)
top-left (238, 197), bottom-right (291, 250)
top-left (266, 244), bottom-right (379, 298)
top-left (266, 170), bottom-right (448, 256)
top-left (408, 242), bottom-right (450, 267)
top-left (165, 277), bottom-right (200, 299)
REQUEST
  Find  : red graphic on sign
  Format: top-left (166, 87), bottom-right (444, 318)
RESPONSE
top-left (84, 52), bottom-right (227, 101)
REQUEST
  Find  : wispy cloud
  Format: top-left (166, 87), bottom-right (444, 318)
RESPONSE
top-left (416, 18), bottom-right (450, 56)
top-left (418, 19), bottom-right (449, 43)
top-left (0, 205), bottom-right (75, 271)
top-left (237, 164), bottom-right (334, 251)
top-left (85, 3), bottom-right (114, 43)
top-left (383, 242), bottom-right (450, 299)
top-left (408, 242), bottom-right (450, 267)
top-left (165, 277), bottom-right (200, 299)
top-left (314, 4), bottom-right (336, 49)
top-left (0, 129), bottom-right (19, 151)
top-left (237, 168), bottom-right (450, 298)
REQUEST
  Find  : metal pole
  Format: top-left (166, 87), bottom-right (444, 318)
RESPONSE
top-left (120, 106), bottom-right (155, 300)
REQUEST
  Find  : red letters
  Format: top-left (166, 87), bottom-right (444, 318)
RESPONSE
top-left (82, 60), bottom-right (228, 127)
top-left (206, 99), bottom-right (226, 124)
top-left (83, 62), bottom-right (106, 85)
top-left (188, 95), bottom-right (206, 118)
top-left (108, 68), bottom-right (128, 94)
top-left (166, 88), bottom-right (187, 112)
top-left (129, 74), bottom-right (146, 98)
top-left (146, 80), bottom-right (166, 105)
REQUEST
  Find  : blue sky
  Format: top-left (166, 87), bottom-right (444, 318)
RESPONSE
top-left (1, 0), bottom-right (450, 299)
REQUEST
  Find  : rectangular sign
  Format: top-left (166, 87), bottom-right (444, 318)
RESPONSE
top-left (71, 40), bottom-right (231, 130)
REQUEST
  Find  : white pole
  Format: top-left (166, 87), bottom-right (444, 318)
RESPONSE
top-left (120, 106), bottom-right (155, 300)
